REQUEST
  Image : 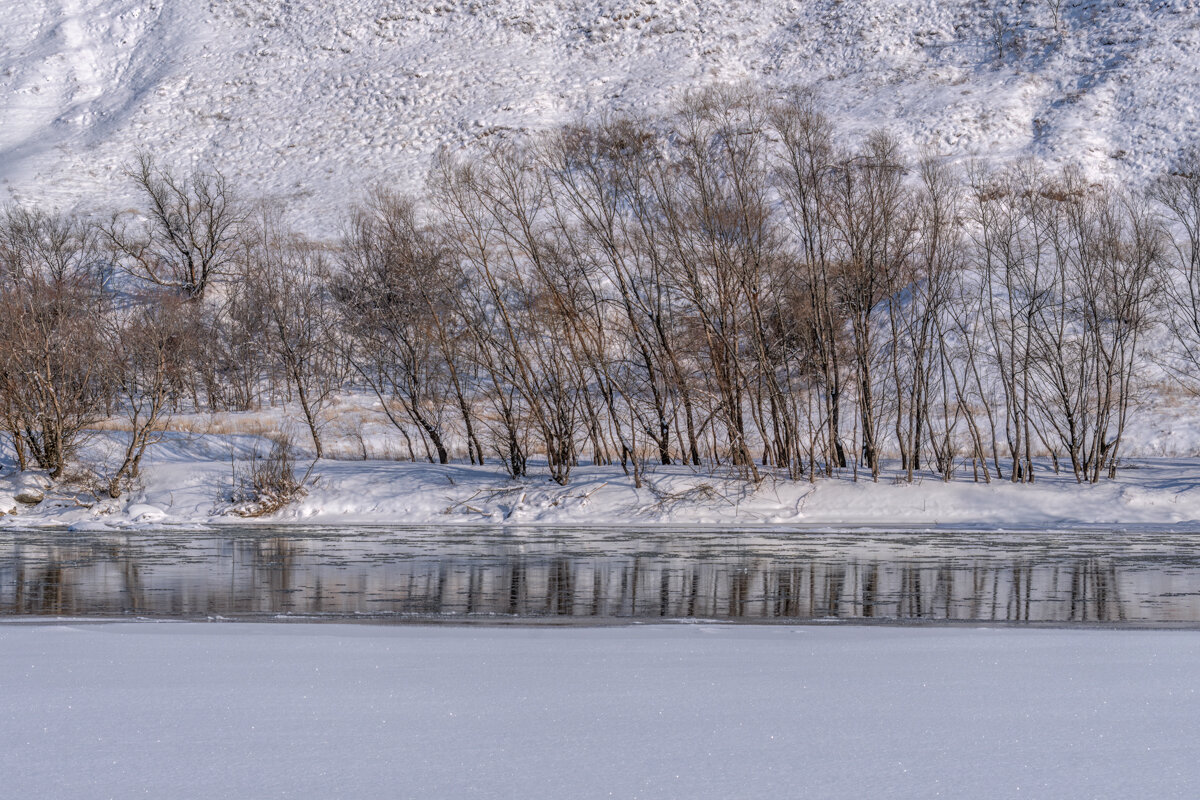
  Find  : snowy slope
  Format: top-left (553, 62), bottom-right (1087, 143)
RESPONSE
top-left (2, 0), bottom-right (1200, 233)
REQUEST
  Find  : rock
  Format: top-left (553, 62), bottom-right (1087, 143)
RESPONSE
top-left (14, 487), bottom-right (45, 505)
top-left (0, 494), bottom-right (17, 514)
top-left (10, 472), bottom-right (52, 505)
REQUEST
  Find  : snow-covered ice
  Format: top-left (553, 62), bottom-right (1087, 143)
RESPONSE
top-left (1, 622), bottom-right (1198, 799)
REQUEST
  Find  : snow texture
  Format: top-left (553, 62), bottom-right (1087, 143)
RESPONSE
top-left (1, 622), bottom-right (1199, 799)
top-left (2, 1), bottom-right (1200, 234)
top-left (5, 430), bottom-right (1200, 530)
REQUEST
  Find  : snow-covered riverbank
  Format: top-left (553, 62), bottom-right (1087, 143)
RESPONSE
top-left (4, 432), bottom-right (1200, 531)
top-left (2, 622), bottom-right (1198, 799)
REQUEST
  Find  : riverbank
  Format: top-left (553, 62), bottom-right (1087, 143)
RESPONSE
top-left (3, 432), bottom-right (1200, 531)
top-left (2, 622), bottom-right (1198, 799)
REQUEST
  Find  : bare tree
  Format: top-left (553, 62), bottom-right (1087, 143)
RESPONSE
top-left (0, 207), bottom-right (111, 477)
top-left (241, 209), bottom-right (339, 459)
top-left (105, 292), bottom-right (190, 497)
top-left (337, 191), bottom-right (466, 465)
top-left (1035, 175), bottom-right (1163, 481)
top-left (772, 90), bottom-right (850, 473)
top-left (2, 93), bottom-right (1182, 497)
top-left (103, 153), bottom-right (243, 301)
top-left (651, 86), bottom-right (772, 479)
top-left (1151, 150), bottom-right (1200, 387)
top-left (431, 153), bottom-right (533, 477)
top-left (541, 120), bottom-right (660, 480)
top-left (890, 156), bottom-right (963, 482)
top-left (968, 161), bottom-right (1048, 482)
top-left (827, 130), bottom-right (915, 480)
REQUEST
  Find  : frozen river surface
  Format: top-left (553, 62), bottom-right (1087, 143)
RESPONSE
top-left (2, 623), bottom-right (1199, 799)
top-left (4, 527), bottom-right (1200, 624)
top-left (5, 528), bottom-right (1200, 797)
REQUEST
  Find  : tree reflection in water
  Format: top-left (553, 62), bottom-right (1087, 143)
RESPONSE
top-left (1, 529), bottom-right (1196, 624)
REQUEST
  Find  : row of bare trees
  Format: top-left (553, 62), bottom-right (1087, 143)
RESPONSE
top-left (2, 88), bottom-right (1199, 493)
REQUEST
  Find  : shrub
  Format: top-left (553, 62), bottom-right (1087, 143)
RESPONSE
top-left (230, 435), bottom-right (312, 516)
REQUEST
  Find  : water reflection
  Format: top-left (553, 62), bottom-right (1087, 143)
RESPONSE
top-left (2, 528), bottom-right (1200, 624)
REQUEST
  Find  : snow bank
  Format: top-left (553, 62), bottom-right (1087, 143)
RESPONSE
top-left (4, 432), bottom-right (1200, 530)
top-left (1, 622), bottom-right (1198, 799)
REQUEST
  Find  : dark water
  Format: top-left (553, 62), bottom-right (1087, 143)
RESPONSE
top-left (3, 527), bottom-right (1200, 625)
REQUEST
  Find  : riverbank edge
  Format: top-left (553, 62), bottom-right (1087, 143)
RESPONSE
top-left (4, 441), bottom-right (1200, 532)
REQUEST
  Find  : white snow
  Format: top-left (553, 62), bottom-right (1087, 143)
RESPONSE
top-left (1, 622), bottom-right (1198, 799)
top-left (2, 1), bottom-right (1200, 233)
top-left (8, 430), bottom-right (1200, 530)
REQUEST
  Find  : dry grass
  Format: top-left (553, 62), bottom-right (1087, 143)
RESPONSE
top-left (89, 395), bottom-right (469, 462)
top-left (90, 413), bottom-right (279, 437)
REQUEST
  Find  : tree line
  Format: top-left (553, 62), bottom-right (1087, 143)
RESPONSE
top-left (3, 86), bottom-right (1200, 494)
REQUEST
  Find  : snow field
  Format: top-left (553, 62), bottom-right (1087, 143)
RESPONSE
top-left (1, 622), bottom-right (1198, 799)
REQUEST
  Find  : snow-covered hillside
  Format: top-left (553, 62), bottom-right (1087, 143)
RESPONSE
top-left (2, 0), bottom-right (1199, 233)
